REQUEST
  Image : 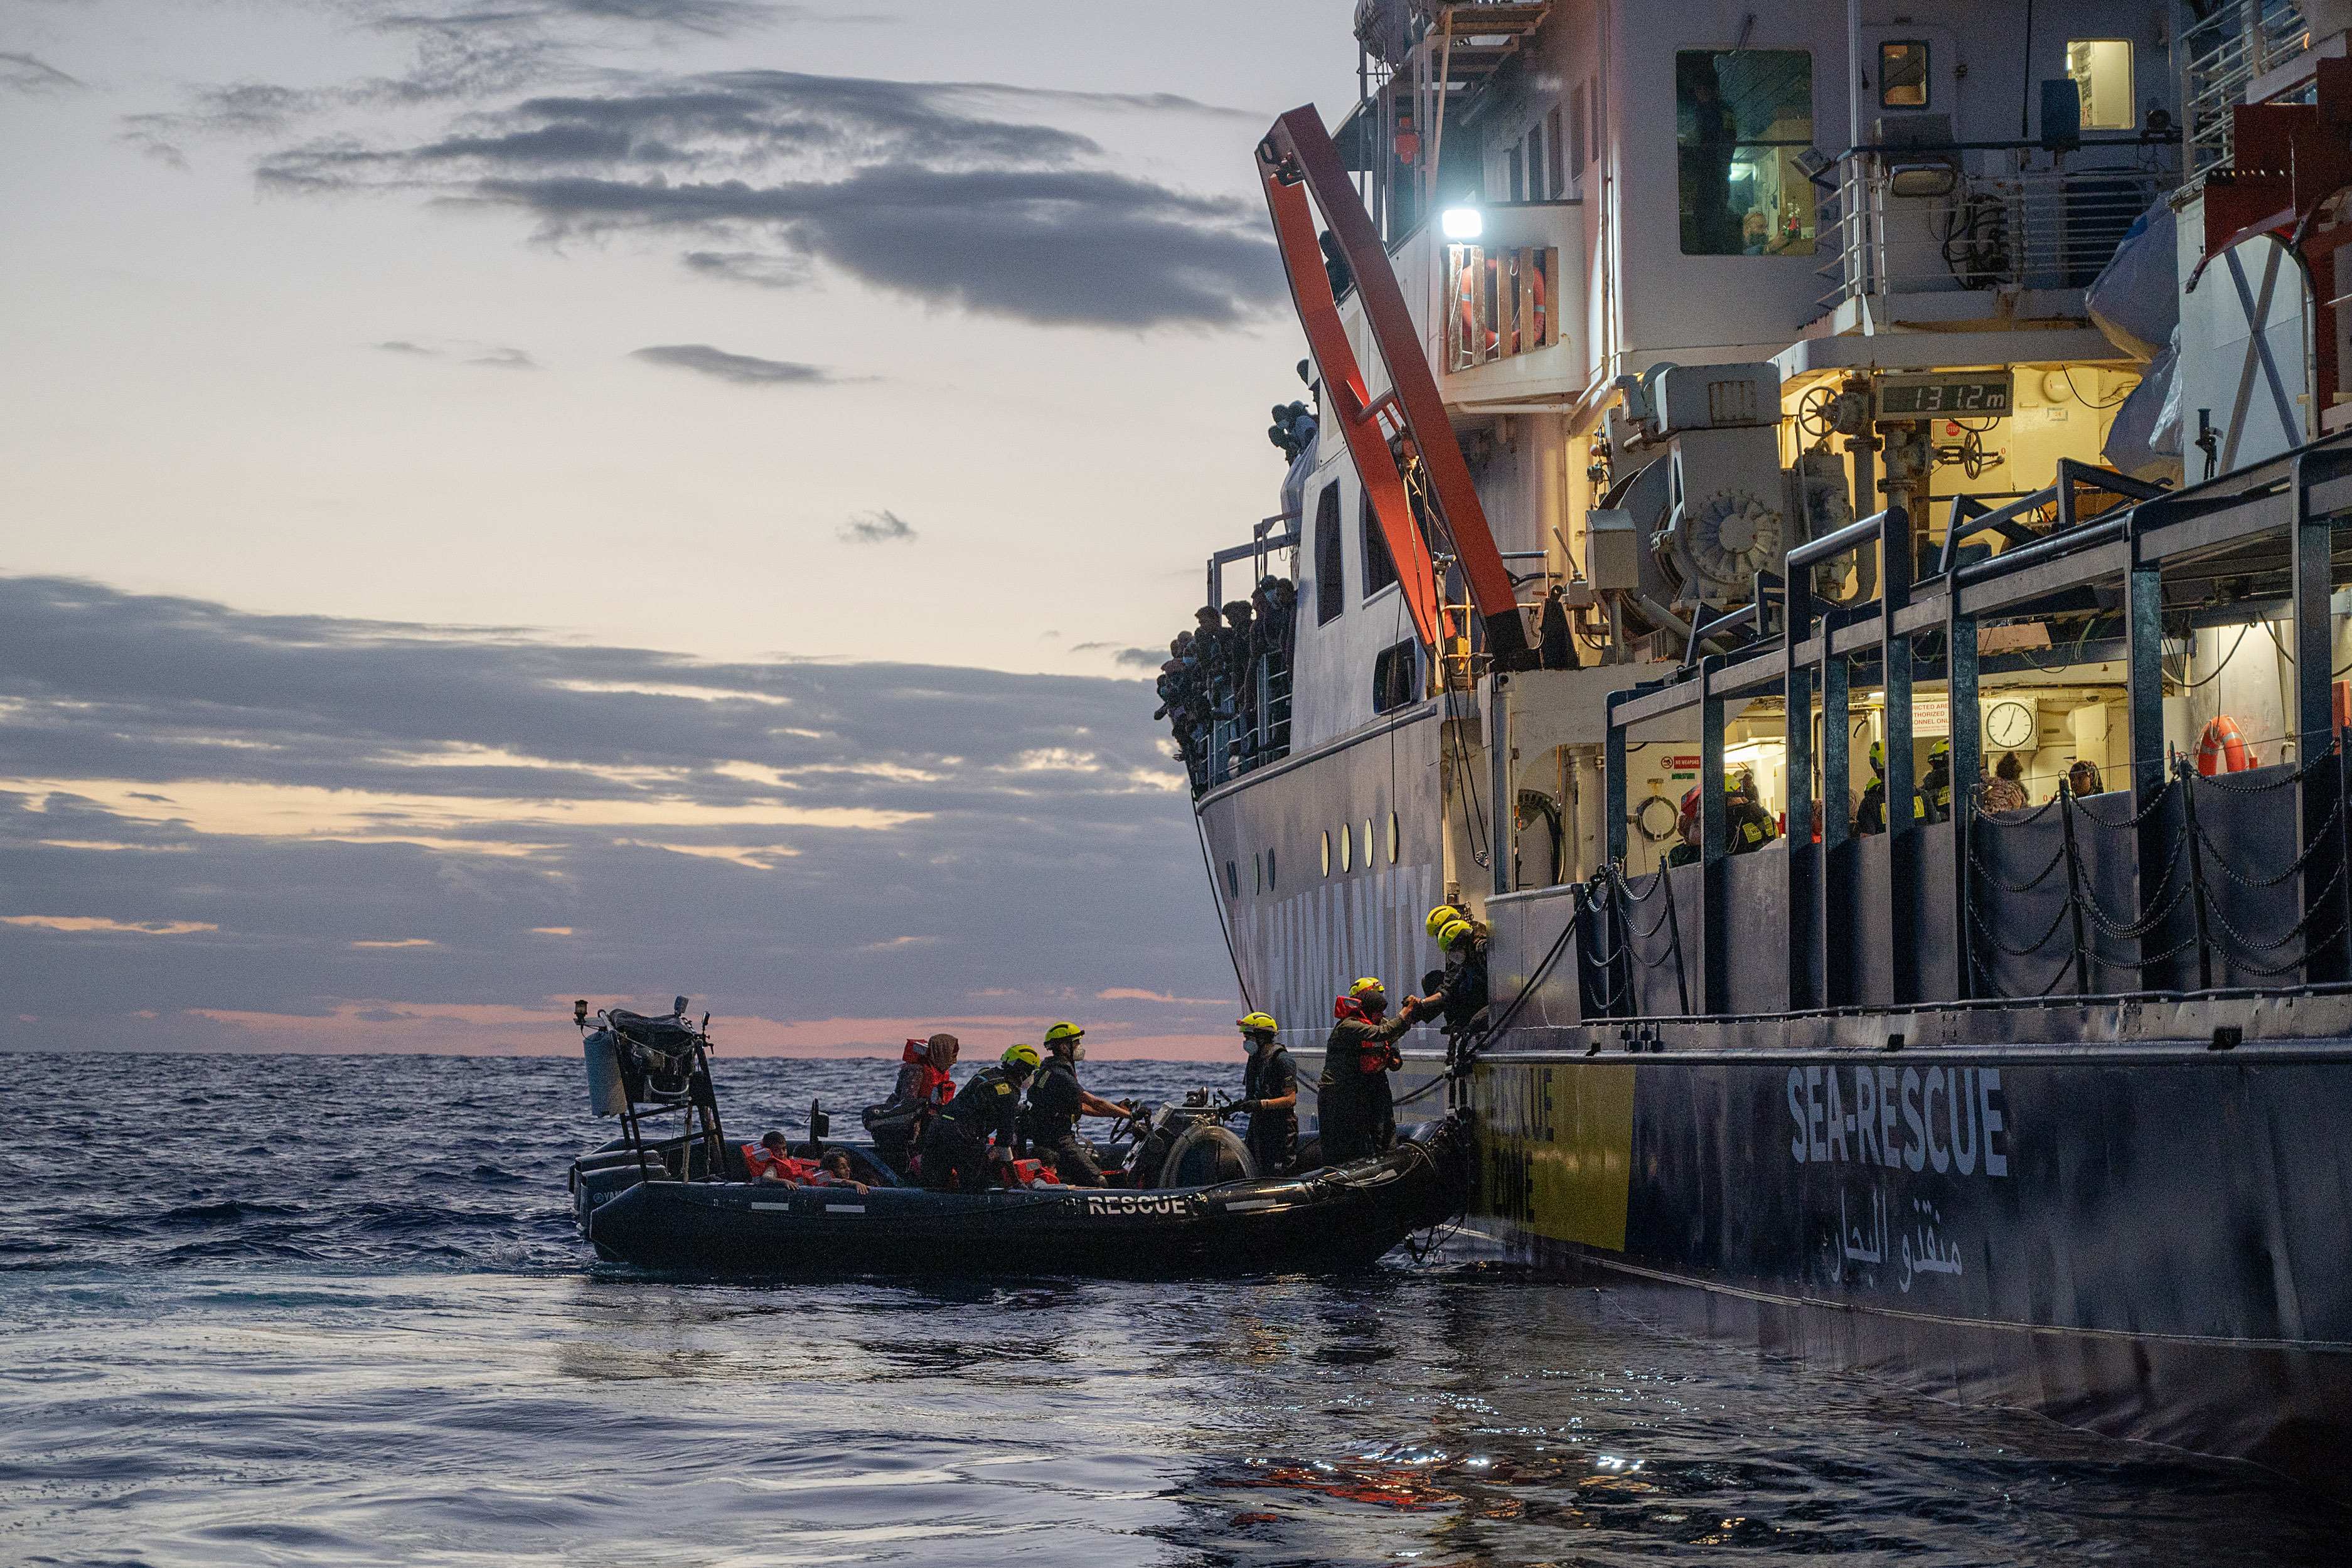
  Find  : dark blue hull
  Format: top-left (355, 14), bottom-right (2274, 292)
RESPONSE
top-left (1455, 1036), bottom-right (2352, 1494)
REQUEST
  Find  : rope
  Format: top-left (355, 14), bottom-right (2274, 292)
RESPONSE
top-left (1192, 810), bottom-right (1256, 1012)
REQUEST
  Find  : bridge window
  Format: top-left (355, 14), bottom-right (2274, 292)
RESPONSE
top-left (1372, 639), bottom-right (1419, 713)
top-left (1675, 49), bottom-right (1815, 257)
top-left (1879, 40), bottom-right (1929, 109)
top-left (1360, 493), bottom-right (1398, 598)
top-left (1315, 483), bottom-right (1345, 625)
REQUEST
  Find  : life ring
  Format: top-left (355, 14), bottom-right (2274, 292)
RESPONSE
top-left (2196, 715), bottom-right (2250, 776)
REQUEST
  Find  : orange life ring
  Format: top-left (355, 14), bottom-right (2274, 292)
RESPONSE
top-left (2196, 715), bottom-right (2250, 776)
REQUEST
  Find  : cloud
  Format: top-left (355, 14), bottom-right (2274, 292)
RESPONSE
top-left (682, 248), bottom-right (813, 288)
top-left (350, 937), bottom-right (436, 948)
top-left (1, 51), bottom-right (85, 95)
top-left (372, 337), bottom-right (540, 369)
top-left (838, 509), bottom-right (915, 545)
top-left (0, 575), bottom-right (1226, 1053)
top-left (250, 68), bottom-right (1283, 329)
top-left (631, 343), bottom-right (828, 385)
top-left (1112, 648), bottom-right (1164, 669)
top-left (3, 915), bottom-right (216, 936)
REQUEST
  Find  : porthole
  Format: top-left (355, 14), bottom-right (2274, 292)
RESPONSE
top-left (1362, 818), bottom-right (1374, 868)
top-left (1340, 823), bottom-right (1354, 872)
top-left (1268, 848), bottom-right (1278, 891)
top-left (1225, 859), bottom-right (1239, 899)
top-left (1321, 831), bottom-right (1331, 875)
top-left (1387, 813), bottom-right (1400, 864)
top-left (1254, 853), bottom-right (1263, 894)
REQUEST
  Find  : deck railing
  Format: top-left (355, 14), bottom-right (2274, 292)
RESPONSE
top-left (2184, 0), bottom-right (2311, 181)
top-left (1812, 144), bottom-right (2174, 321)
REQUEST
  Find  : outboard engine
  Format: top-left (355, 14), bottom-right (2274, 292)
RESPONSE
top-left (1125, 1092), bottom-right (1256, 1188)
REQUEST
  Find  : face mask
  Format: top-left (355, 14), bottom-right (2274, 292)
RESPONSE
top-left (1064, 1044), bottom-right (1086, 1064)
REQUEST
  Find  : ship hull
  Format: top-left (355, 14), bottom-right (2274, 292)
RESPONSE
top-left (1447, 1042), bottom-right (2352, 1493)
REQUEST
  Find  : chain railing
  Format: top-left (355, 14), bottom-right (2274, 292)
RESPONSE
top-left (1965, 742), bottom-right (2351, 999)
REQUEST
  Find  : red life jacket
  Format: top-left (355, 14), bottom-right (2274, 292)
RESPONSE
top-left (1010, 1158), bottom-right (1063, 1187)
top-left (1330, 997), bottom-right (1399, 1073)
top-left (901, 1040), bottom-right (954, 1105)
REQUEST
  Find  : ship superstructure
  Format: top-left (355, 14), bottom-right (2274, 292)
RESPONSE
top-left (1179, 0), bottom-right (2352, 1487)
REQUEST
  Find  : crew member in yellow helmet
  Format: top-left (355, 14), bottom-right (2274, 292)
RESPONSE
top-left (917, 1042), bottom-right (1037, 1192)
top-left (1027, 1023), bottom-right (1130, 1187)
top-left (1234, 1012), bottom-right (1298, 1175)
top-left (1316, 978), bottom-right (1423, 1165)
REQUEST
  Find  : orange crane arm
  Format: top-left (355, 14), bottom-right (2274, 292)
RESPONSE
top-left (1255, 106), bottom-right (1532, 664)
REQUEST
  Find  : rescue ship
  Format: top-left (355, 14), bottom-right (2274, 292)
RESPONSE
top-left (1184, 0), bottom-right (2352, 1488)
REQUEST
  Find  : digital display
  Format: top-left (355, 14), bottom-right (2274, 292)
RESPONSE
top-left (1876, 376), bottom-right (2013, 417)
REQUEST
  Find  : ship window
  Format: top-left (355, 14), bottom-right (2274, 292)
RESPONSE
top-left (1675, 49), bottom-right (1815, 258)
top-left (1546, 105), bottom-right (1566, 195)
top-left (1268, 848), bottom-right (1278, 890)
top-left (1360, 493), bottom-right (1399, 598)
top-left (1387, 812), bottom-right (1400, 864)
top-left (1525, 127), bottom-right (1544, 203)
top-left (1225, 859), bottom-right (1239, 899)
top-left (1507, 144), bottom-right (1524, 203)
top-left (1372, 638), bottom-right (1419, 714)
top-left (1575, 79), bottom-right (1592, 169)
top-left (1879, 40), bottom-right (1930, 110)
top-left (1362, 818), bottom-right (1374, 868)
top-left (2066, 39), bottom-right (2135, 131)
top-left (1321, 829), bottom-right (1331, 876)
top-left (1340, 822), bottom-right (1354, 872)
top-left (1315, 483), bottom-right (1345, 625)
top-left (1254, 852), bottom-right (1262, 894)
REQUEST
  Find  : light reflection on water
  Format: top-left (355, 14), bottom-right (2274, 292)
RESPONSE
top-left (0, 1055), bottom-right (2341, 1565)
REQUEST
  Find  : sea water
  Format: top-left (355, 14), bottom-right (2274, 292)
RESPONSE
top-left (0, 1053), bottom-right (2337, 1567)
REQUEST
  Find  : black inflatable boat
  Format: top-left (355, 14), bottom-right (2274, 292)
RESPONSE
top-left (578, 1116), bottom-right (1471, 1278)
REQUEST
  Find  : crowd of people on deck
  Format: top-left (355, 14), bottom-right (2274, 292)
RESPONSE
top-left (1153, 575), bottom-right (1298, 791)
top-left (1655, 749), bottom-right (2115, 868)
top-left (721, 905), bottom-right (1494, 1197)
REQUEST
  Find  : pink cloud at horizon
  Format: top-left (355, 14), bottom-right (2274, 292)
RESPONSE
top-left (43, 1001), bottom-right (1244, 1060)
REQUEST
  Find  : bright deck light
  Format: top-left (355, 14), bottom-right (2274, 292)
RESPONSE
top-left (1440, 205), bottom-right (1483, 240)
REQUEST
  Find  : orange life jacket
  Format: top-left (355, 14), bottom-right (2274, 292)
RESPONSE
top-left (1010, 1158), bottom-right (1063, 1187)
top-left (900, 1040), bottom-right (954, 1105)
top-left (744, 1145), bottom-right (816, 1182)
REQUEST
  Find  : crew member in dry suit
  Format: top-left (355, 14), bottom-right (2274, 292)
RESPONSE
top-left (1412, 919), bottom-right (1491, 1047)
top-left (1233, 1011), bottom-right (1298, 1175)
top-left (1316, 979), bottom-right (1423, 1164)
top-left (861, 1031), bottom-right (959, 1173)
top-left (917, 1043), bottom-right (1038, 1192)
top-left (1024, 1022), bottom-right (1131, 1187)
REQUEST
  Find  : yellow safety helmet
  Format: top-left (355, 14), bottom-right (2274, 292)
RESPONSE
top-left (1042, 1021), bottom-right (1084, 1048)
top-left (1437, 919), bottom-right (1475, 952)
top-left (1929, 738), bottom-right (1951, 761)
top-left (1000, 1042), bottom-right (1042, 1073)
top-left (1236, 1011), bottom-right (1280, 1036)
top-left (1349, 977), bottom-right (1386, 1002)
top-left (1424, 905), bottom-right (1461, 939)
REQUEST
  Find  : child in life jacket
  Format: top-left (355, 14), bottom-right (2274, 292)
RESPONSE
top-left (742, 1134), bottom-right (871, 1193)
top-left (1008, 1149), bottom-right (1066, 1188)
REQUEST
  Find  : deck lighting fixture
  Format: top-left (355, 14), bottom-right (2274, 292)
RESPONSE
top-left (1441, 203), bottom-right (1483, 240)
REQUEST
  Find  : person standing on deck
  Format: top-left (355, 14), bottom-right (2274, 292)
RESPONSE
top-left (1316, 979), bottom-right (1422, 1165)
top-left (861, 1032), bottom-right (958, 1173)
top-left (1233, 1012), bottom-right (1298, 1176)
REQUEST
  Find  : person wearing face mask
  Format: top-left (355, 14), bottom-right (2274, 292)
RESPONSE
top-left (1023, 1022), bottom-right (1131, 1188)
top-left (1231, 1012), bottom-right (1298, 1176)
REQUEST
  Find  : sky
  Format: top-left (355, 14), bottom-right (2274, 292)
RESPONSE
top-left (0, 0), bottom-right (1359, 1057)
